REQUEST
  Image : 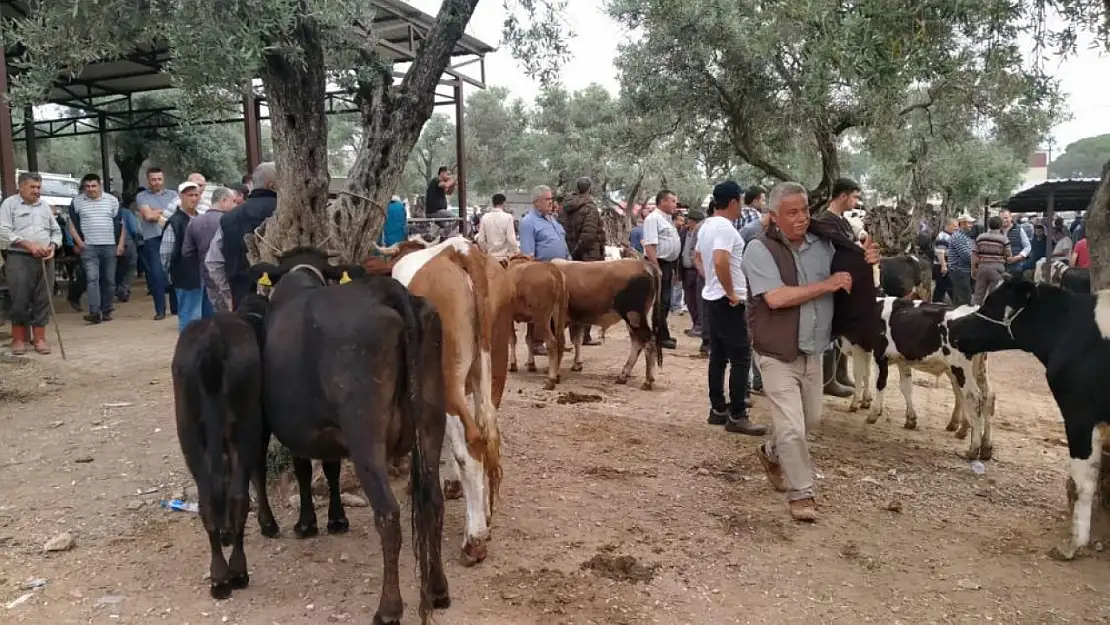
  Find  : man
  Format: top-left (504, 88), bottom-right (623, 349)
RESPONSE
top-left (519, 185), bottom-right (569, 262)
top-left (185, 185), bottom-right (235, 314)
top-left (168, 173), bottom-right (211, 215)
top-left (161, 181), bottom-right (205, 333)
top-left (561, 177), bottom-right (606, 346)
top-left (0, 172), bottom-right (63, 354)
top-left (999, 209), bottom-right (1031, 275)
top-left (932, 218), bottom-right (956, 303)
top-left (946, 214), bottom-right (975, 306)
top-left (1071, 232), bottom-right (1090, 268)
top-left (742, 181), bottom-right (879, 522)
top-left (736, 185), bottom-right (765, 230)
top-left (680, 209), bottom-right (706, 338)
top-left (476, 193), bottom-right (519, 260)
top-left (695, 181), bottom-right (769, 437)
top-left (115, 200), bottom-right (142, 302)
top-left (68, 173), bottom-right (124, 324)
top-left (642, 189), bottom-right (682, 350)
top-left (629, 206), bottom-right (647, 253)
top-left (211, 161), bottom-right (279, 310)
top-left (811, 177), bottom-right (862, 397)
top-left (671, 210), bottom-right (688, 314)
top-left (379, 195), bottom-right (409, 247)
top-left (425, 166), bottom-right (455, 219)
top-left (135, 167), bottom-right (178, 319)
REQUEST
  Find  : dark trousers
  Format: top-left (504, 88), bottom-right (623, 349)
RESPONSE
top-left (949, 268), bottom-right (972, 306)
top-left (681, 266), bottom-right (701, 330)
top-left (931, 264), bottom-right (951, 303)
top-left (116, 238), bottom-right (137, 302)
top-left (67, 258), bottom-right (86, 306)
top-left (706, 297), bottom-right (751, 416)
top-left (80, 244), bottom-right (117, 315)
top-left (138, 237), bottom-right (168, 316)
top-left (698, 282), bottom-right (710, 351)
top-left (6, 252), bottom-right (53, 327)
top-left (657, 259), bottom-right (676, 342)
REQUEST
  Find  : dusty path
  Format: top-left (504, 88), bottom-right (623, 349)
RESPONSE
top-left (1, 296), bottom-right (1107, 624)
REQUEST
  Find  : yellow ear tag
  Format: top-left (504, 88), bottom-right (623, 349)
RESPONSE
top-left (257, 272), bottom-right (272, 287)
top-left (339, 271), bottom-right (352, 285)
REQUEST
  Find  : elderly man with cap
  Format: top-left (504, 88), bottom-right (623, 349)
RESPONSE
top-left (0, 171), bottom-right (63, 354)
top-left (946, 213), bottom-right (975, 306)
top-left (680, 207), bottom-right (706, 338)
top-left (695, 180), bottom-right (769, 437)
top-left (160, 179), bottom-right (208, 332)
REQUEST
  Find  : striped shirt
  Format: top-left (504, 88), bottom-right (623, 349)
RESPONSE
top-left (947, 230), bottom-right (973, 271)
top-left (974, 232), bottom-right (1009, 266)
top-left (71, 193), bottom-right (119, 245)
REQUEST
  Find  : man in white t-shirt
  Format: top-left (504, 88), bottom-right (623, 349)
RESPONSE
top-left (693, 180), bottom-right (769, 437)
top-left (642, 189), bottom-right (683, 349)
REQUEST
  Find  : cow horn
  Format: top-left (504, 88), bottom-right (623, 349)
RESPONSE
top-left (372, 242), bottom-right (401, 256)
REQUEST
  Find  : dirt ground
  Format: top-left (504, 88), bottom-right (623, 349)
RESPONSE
top-left (1, 292), bottom-right (1108, 625)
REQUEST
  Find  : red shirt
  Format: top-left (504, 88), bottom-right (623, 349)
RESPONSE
top-left (1072, 237), bottom-right (1090, 268)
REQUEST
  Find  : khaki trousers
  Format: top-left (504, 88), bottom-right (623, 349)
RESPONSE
top-left (759, 352), bottom-right (823, 501)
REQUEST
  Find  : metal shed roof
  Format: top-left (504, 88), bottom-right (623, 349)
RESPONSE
top-left (1003, 178), bottom-right (1101, 213)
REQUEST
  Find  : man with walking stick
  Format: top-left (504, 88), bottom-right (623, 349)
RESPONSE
top-left (0, 172), bottom-right (63, 355)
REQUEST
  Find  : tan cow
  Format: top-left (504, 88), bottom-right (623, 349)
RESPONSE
top-left (387, 236), bottom-right (508, 566)
top-left (552, 258), bottom-right (663, 390)
top-left (500, 254), bottom-right (570, 390)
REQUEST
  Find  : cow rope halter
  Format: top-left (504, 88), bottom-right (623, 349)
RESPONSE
top-left (972, 306), bottom-right (1025, 340)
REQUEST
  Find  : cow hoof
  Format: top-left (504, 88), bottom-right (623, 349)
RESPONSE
top-left (945, 421), bottom-right (959, 432)
top-left (979, 446), bottom-right (993, 461)
top-left (509, 363), bottom-right (518, 373)
top-left (615, 376), bottom-right (628, 385)
top-left (432, 591), bottom-right (452, 609)
top-left (555, 374), bottom-right (562, 383)
top-left (640, 381), bottom-right (653, 391)
top-left (210, 581), bottom-right (232, 600)
top-left (903, 420), bottom-right (917, 430)
top-left (328, 517), bottom-right (350, 534)
top-left (1048, 543), bottom-right (1080, 561)
top-left (443, 479), bottom-right (463, 500)
top-left (955, 428), bottom-right (969, 440)
top-left (293, 523), bottom-right (319, 539)
top-left (372, 613), bottom-right (401, 625)
top-left (460, 539), bottom-right (488, 567)
top-left (570, 363), bottom-right (583, 373)
top-left (847, 404), bottom-right (859, 413)
top-left (259, 520), bottom-right (280, 538)
top-left (860, 400), bottom-right (871, 410)
top-left (543, 380), bottom-right (557, 391)
top-left (229, 572), bottom-right (249, 590)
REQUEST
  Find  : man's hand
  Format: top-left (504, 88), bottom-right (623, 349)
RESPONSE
top-left (940, 264), bottom-right (948, 276)
top-left (728, 293), bottom-right (741, 307)
top-left (862, 235), bottom-right (880, 265)
top-left (23, 241), bottom-right (43, 257)
top-left (74, 239), bottom-right (85, 254)
top-left (825, 271), bottom-right (853, 293)
top-left (43, 245), bottom-right (55, 260)
top-left (116, 242), bottom-right (126, 257)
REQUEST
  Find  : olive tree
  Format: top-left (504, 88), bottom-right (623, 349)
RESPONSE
top-left (7, 0), bottom-right (567, 263)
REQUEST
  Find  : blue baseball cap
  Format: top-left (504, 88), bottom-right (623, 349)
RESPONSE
top-left (712, 180), bottom-right (743, 205)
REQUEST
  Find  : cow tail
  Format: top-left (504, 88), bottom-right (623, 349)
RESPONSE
top-left (554, 271), bottom-right (570, 355)
top-left (458, 250), bottom-right (502, 508)
top-left (652, 264), bottom-right (665, 368)
top-left (197, 331), bottom-right (228, 535)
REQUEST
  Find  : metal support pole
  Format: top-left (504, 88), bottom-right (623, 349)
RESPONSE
top-left (23, 107), bottom-right (38, 171)
top-left (0, 45), bottom-right (17, 197)
top-left (98, 113), bottom-right (111, 192)
top-left (244, 92), bottom-right (262, 172)
top-left (453, 82), bottom-right (467, 230)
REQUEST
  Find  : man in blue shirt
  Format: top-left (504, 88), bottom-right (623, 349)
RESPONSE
top-left (947, 214), bottom-right (975, 306)
top-left (519, 185), bottom-right (569, 261)
top-left (379, 196), bottom-right (408, 247)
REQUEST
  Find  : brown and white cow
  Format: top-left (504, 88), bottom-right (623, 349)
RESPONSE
top-left (500, 255), bottom-right (570, 390)
top-left (551, 258), bottom-right (663, 390)
top-left (387, 236), bottom-right (508, 566)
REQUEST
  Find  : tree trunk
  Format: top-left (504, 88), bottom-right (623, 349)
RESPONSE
top-left (113, 151), bottom-right (145, 202)
top-left (809, 130), bottom-right (842, 209)
top-left (253, 10), bottom-right (332, 264)
top-left (327, 0), bottom-right (481, 263)
top-left (1086, 159), bottom-right (1110, 291)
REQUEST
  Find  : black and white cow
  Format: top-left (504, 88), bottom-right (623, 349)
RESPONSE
top-left (878, 255), bottom-right (933, 300)
top-left (844, 297), bottom-right (995, 460)
top-left (1033, 257), bottom-right (1090, 294)
top-left (947, 277), bottom-right (1110, 560)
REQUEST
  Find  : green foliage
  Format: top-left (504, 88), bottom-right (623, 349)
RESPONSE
top-left (1049, 134), bottom-right (1110, 178)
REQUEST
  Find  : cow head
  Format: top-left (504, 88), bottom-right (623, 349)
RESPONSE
top-left (248, 246), bottom-right (367, 298)
top-left (948, 275), bottom-right (1036, 355)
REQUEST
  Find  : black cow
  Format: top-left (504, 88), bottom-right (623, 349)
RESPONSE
top-left (253, 248), bottom-right (451, 623)
top-left (172, 292), bottom-right (278, 599)
top-left (879, 255), bottom-right (933, 300)
top-left (947, 277), bottom-right (1109, 560)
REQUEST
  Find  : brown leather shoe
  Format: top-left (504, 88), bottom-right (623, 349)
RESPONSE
top-left (10, 324), bottom-right (28, 355)
top-left (758, 443), bottom-right (788, 492)
top-left (31, 326), bottom-right (51, 355)
top-left (789, 498), bottom-right (818, 522)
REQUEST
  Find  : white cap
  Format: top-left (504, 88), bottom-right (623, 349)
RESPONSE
top-left (957, 213), bottom-right (974, 222)
top-left (178, 181), bottom-right (200, 193)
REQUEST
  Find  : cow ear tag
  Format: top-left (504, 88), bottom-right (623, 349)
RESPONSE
top-left (258, 272), bottom-right (272, 287)
top-left (339, 271), bottom-right (352, 285)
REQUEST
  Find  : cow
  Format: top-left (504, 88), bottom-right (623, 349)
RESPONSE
top-left (501, 254), bottom-right (570, 390)
top-left (1033, 257), bottom-right (1090, 294)
top-left (252, 248), bottom-right (451, 623)
top-left (947, 277), bottom-right (1109, 561)
top-left (878, 255), bottom-right (933, 300)
top-left (388, 236), bottom-right (508, 567)
top-left (551, 258), bottom-right (663, 390)
top-left (172, 293), bottom-right (279, 599)
top-left (844, 297), bottom-right (995, 461)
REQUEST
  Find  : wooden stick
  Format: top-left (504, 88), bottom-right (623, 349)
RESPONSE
top-left (41, 258), bottom-right (67, 360)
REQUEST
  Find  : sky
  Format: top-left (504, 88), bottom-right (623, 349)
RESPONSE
top-left (408, 0), bottom-right (1110, 157)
